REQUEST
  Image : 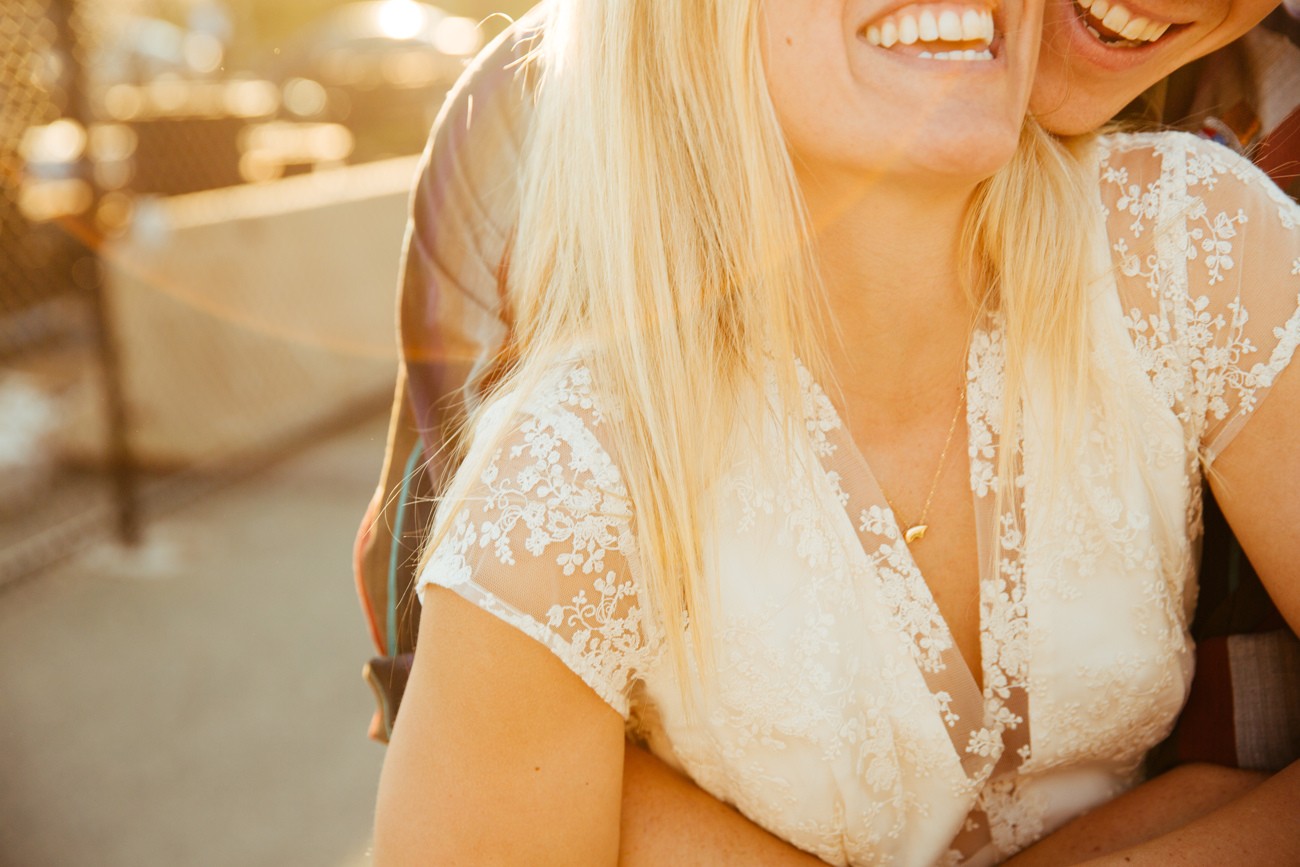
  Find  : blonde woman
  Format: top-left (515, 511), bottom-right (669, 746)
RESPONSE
top-left (373, 0), bottom-right (1300, 864)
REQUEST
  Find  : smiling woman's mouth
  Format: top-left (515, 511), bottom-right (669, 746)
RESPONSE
top-left (863, 4), bottom-right (998, 61)
top-left (1071, 0), bottom-right (1174, 46)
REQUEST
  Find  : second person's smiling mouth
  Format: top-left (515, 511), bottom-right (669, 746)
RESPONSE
top-left (1070, 0), bottom-right (1178, 46)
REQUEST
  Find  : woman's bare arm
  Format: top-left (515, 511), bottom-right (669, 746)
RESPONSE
top-left (374, 587), bottom-right (627, 866)
top-left (619, 741), bottom-right (827, 867)
top-left (1210, 347), bottom-right (1300, 645)
top-left (1000, 763), bottom-right (1271, 866)
top-left (619, 746), bottom-right (1297, 867)
top-left (376, 589), bottom-right (829, 867)
top-left (1066, 762), bottom-right (1299, 867)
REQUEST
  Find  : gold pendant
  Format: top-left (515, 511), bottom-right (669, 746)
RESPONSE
top-left (904, 524), bottom-right (928, 544)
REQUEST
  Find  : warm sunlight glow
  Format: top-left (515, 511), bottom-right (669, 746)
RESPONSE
top-left (377, 0), bottom-right (425, 40)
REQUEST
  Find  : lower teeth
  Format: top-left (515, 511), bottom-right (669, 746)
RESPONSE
top-left (1083, 20), bottom-right (1141, 46)
top-left (917, 49), bottom-right (994, 60)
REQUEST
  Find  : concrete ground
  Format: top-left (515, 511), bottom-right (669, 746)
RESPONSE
top-left (0, 415), bottom-right (391, 867)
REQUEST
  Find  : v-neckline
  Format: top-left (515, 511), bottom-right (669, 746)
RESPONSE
top-left (793, 320), bottom-right (1033, 799)
top-left (836, 407), bottom-right (988, 691)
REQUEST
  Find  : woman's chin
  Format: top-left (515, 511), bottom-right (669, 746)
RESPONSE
top-left (797, 119), bottom-right (1024, 192)
top-left (888, 127), bottom-right (1022, 187)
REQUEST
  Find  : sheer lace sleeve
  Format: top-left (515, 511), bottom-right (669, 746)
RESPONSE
top-left (415, 365), bottom-right (660, 717)
top-left (1099, 131), bottom-right (1300, 464)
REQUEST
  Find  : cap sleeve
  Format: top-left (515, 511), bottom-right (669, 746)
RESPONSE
top-left (415, 365), bottom-right (659, 718)
top-left (1100, 132), bottom-right (1300, 464)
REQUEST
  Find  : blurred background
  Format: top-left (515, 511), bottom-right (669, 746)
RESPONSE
top-left (0, 0), bottom-right (528, 863)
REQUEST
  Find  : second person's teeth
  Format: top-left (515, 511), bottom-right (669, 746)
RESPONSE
top-left (1077, 0), bottom-right (1173, 44)
top-left (1119, 15), bottom-right (1148, 39)
top-left (1101, 5), bottom-right (1130, 33)
top-left (961, 10), bottom-right (982, 39)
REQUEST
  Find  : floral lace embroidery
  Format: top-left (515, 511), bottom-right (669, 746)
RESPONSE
top-left (966, 327), bottom-right (1005, 499)
top-left (976, 777), bottom-right (1049, 856)
top-left (418, 365), bottom-right (657, 716)
top-left (1100, 132), bottom-right (1300, 459)
top-left (797, 362), bottom-right (841, 458)
top-left (960, 322), bottom-right (1037, 859)
top-left (860, 511), bottom-right (957, 677)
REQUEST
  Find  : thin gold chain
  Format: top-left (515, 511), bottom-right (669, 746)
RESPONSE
top-left (878, 387), bottom-right (965, 540)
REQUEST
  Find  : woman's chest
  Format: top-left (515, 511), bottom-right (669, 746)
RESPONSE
top-left (691, 428), bottom-right (1192, 721)
top-left (634, 444), bottom-right (1195, 867)
top-left (630, 330), bottom-right (1200, 864)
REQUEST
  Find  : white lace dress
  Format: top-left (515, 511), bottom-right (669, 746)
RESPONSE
top-left (416, 132), bottom-right (1300, 867)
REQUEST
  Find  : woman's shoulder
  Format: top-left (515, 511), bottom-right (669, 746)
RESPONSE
top-left (456, 357), bottom-right (628, 507)
top-left (419, 355), bottom-right (651, 717)
top-left (1093, 128), bottom-right (1300, 284)
top-left (1092, 130), bottom-right (1300, 463)
top-left (1094, 129), bottom-right (1299, 221)
top-left (520, 359), bottom-right (616, 431)
top-left (468, 355), bottom-right (613, 447)
top-left (1095, 128), bottom-right (1238, 166)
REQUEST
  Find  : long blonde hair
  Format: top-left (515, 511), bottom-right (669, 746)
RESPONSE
top-left (424, 0), bottom-right (1106, 690)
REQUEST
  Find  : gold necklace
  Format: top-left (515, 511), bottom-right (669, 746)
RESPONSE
top-left (878, 388), bottom-right (965, 545)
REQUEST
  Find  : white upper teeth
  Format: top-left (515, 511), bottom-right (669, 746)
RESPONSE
top-left (918, 10), bottom-right (940, 41)
top-left (938, 10), bottom-right (964, 40)
top-left (864, 6), bottom-right (995, 54)
top-left (1075, 0), bottom-right (1171, 43)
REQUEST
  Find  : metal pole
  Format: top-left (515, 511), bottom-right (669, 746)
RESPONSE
top-left (50, 0), bottom-right (140, 545)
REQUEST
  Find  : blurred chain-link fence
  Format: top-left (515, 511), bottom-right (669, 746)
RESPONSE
top-left (0, 0), bottom-right (511, 585)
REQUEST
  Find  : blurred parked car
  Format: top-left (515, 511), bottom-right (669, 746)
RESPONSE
top-left (269, 1), bottom-right (482, 163)
top-left (15, 1), bottom-right (481, 232)
top-left (92, 15), bottom-right (211, 85)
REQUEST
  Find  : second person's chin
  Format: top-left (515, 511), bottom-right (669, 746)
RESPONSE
top-left (1030, 0), bottom-right (1192, 135)
top-left (1030, 75), bottom-right (1118, 136)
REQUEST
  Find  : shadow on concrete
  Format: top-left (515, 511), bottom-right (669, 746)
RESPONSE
top-left (0, 414), bottom-right (389, 867)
